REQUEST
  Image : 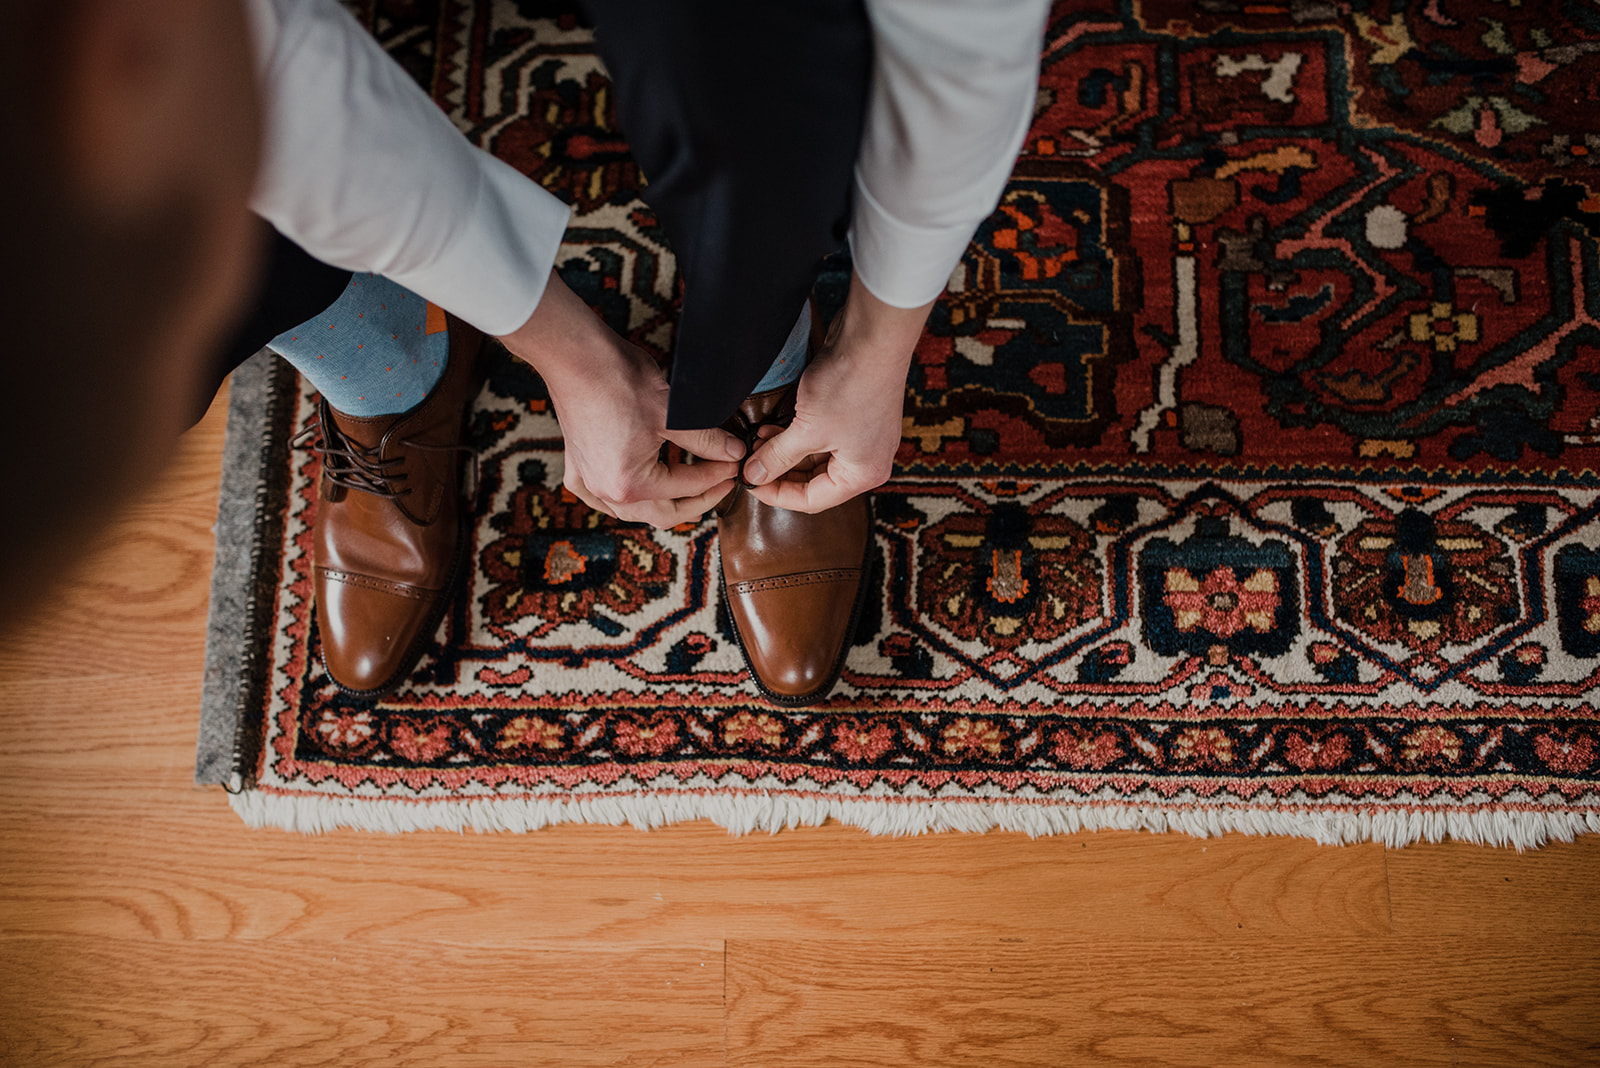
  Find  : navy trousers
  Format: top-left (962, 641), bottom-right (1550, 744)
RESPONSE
top-left (585, 0), bottom-right (873, 429)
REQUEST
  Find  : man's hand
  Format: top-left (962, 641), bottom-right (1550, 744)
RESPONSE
top-left (741, 272), bottom-right (931, 513)
top-left (497, 272), bottom-right (743, 528)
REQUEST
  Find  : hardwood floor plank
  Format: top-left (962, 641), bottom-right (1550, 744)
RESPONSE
top-left (1385, 838), bottom-right (1600, 936)
top-left (724, 937), bottom-right (1600, 1068)
top-left (0, 808), bottom-right (1390, 945)
top-left (0, 936), bottom-right (725, 1068)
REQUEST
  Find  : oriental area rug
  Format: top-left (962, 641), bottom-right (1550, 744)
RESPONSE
top-left (199, 0), bottom-right (1600, 848)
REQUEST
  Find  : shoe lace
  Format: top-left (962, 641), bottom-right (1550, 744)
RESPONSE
top-left (293, 399), bottom-right (476, 501)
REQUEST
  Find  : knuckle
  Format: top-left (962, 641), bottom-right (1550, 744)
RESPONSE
top-left (597, 476), bottom-right (643, 506)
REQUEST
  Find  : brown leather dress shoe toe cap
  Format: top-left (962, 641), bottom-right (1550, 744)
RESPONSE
top-left (726, 568), bottom-right (865, 699)
top-left (315, 567), bottom-right (444, 697)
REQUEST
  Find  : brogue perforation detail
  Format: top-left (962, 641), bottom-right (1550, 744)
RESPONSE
top-left (729, 568), bottom-right (863, 596)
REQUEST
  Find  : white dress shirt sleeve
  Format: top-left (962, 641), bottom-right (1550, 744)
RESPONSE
top-left (244, 0), bottom-right (571, 337)
top-left (852, 0), bottom-right (1051, 309)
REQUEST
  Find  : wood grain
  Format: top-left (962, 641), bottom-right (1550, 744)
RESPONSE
top-left (0, 819), bottom-right (1390, 946)
top-left (4, 380), bottom-right (1600, 1065)
top-left (1385, 840), bottom-right (1600, 936)
top-left (724, 937), bottom-right (1600, 1068)
top-left (0, 936), bottom-right (724, 1068)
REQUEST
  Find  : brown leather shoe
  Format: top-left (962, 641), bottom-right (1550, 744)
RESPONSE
top-left (305, 317), bottom-right (483, 698)
top-left (716, 383), bottom-right (873, 707)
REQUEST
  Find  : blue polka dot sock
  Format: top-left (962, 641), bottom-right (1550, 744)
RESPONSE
top-left (267, 272), bottom-right (449, 417)
top-left (750, 302), bottom-right (811, 394)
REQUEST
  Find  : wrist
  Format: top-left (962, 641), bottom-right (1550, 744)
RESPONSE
top-left (828, 270), bottom-right (932, 371)
top-left (496, 271), bottom-right (645, 391)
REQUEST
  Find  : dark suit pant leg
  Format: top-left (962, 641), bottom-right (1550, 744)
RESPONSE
top-left (584, 0), bottom-right (873, 430)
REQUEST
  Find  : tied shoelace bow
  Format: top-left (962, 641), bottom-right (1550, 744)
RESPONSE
top-left (293, 398), bottom-right (476, 502)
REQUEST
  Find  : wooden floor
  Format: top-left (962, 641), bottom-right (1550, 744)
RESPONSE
top-left (2, 391), bottom-right (1598, 1068)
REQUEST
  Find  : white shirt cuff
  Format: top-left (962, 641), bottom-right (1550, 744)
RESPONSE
top-left (246, 0), bottom-right (568, 337)
top-left (849, 177), bottom-right (980, 308)
top-left (394, 151), bottom-right (570, 337)
top-left (848, 80), bottom-right (1036, 310)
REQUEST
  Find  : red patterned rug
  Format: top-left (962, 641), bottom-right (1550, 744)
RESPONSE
top-left (206, 0), bottom-right (1600, 846)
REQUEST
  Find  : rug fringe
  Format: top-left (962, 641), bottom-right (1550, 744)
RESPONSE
top-left (230, 790), bottom-right (1600, 850)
